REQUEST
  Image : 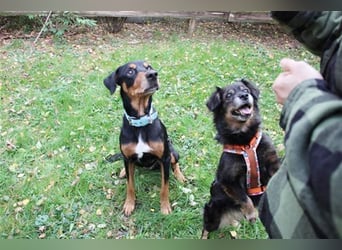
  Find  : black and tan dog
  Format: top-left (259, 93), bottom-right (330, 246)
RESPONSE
top-left (201, 79), bottom-right (279, 239)
top-left (104, 60), bottom-right (185, 216)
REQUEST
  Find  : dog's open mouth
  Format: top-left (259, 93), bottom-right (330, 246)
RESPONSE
top-left (144, 86), bottom-right (159, 95)
top-left (232, 104), bottom-right (253, 120)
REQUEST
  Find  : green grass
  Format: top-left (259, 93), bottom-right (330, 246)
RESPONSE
top-left (0, 24), bottom-right (319, 239)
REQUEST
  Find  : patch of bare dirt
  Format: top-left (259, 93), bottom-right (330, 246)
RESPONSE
top-left (0, 17), bottom-right (301, 50)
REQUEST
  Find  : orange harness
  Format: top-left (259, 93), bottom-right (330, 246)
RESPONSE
top-left (223, 130), bottom-right (266, 196)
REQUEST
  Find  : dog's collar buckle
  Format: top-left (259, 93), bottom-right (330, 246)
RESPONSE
top-left (124, 107), bottom-right (158, 127)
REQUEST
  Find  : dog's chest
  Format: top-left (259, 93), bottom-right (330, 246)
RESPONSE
top-left (135, 134), bottom-right (152, 158)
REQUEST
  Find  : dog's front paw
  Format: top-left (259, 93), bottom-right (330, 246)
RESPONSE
top-left (123, 199), bottom-right (135, 216)
top-left (241, 196), bottom-right (257, 222)
top-left (160, 201), bottom-right (172, 215)
top-left (245, 210), bottom-right (257, 223)
top-left (201, 229), bottom-right (209, 239)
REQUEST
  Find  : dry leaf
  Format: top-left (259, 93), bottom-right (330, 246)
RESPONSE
top-left (21, 199), bottom-right (30, 206)
top-left (71, 176), bottom-right (80, 186)
top-left (39, 233), bottom-right (46, 239)
top-left (97, 223), bottom-right (106, 229)
top-left (229, 230), bottom-right (238, 239)
top-left (45, 180), bottom-right (55, 191)
top-left (96, 208), bottom-right (102, 216)
top-left (6, 140), bottom-right (17, 150)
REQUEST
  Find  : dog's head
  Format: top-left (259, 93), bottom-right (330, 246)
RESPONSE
top-left (206, 79), bottom-right (260, 135)
top-left (103, 60), bottom-right (160, 97)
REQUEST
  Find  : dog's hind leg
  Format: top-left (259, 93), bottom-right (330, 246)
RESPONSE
top-left (171, 157), bottom-right (186, 183)
top-left (201, 200), bottom-right (224, 239)
top-left (169, 140), bottom-right (186, 183)
top-left (119, 168), bottom-right (126, 178)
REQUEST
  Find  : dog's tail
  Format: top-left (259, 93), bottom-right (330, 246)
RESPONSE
top-left (105, 153), bottom-right (124, 163)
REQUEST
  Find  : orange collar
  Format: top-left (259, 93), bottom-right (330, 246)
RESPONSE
top-left (223, 130), bottom-right (266, 196)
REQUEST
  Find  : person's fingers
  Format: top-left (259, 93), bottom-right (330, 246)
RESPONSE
top-left (279, 58), bottom-right (296, 72)
top-left (272, 72), bottom-right (287, 104)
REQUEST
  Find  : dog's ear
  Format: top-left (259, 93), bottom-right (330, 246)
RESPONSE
top-left (103, 72), bottom-right (117, 95)
top-left (206, 87), bottom-right (222, 111)
top-left (241, 78), bottom-right (260, 100)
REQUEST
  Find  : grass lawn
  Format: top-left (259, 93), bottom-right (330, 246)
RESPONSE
top-left (0, 20), bottom-right (319, 239)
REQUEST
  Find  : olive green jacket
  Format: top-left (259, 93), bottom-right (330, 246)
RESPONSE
top-left (258, 11), bottom-right (342, 238)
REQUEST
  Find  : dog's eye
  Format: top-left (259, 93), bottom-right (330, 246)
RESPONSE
top-left (225, 93), bottom-right (233, 99)
top-left (242, 88), bottom-right (250, 93)
top-left (127, 69), bottom-right (134, 76)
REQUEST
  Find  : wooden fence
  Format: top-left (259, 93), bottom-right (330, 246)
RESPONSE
top-left (1, 11), bottom-right (273, 34)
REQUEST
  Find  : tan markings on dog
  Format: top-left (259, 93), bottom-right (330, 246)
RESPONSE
top-left (119, 168), bottom-right (126, 179)
top-left (129, 63), bottom-right (137, 69)
top-left (118, 151), bottom-right (186, 183)
top-left (222, 183), bottom-right (257, 222)
top-left (240, 196), bottom-right (257, 222)
top-left (160, 164), bottom-right (171, 214)
top-left (150, 141), bottom-right (186, 183)
top-left (219, 210), bottom-right (243, 229)
top-left (239, 85), bottom-right (246, 91)
top-left (121, 143), bottom-right (137, 159)
top-left (122, 82), bottom-right (151, 116)
top-left (148, 141), bottom-right (164, 158)
top-left (171, 153), bottom-right (186, 183)
top-left (171, 162), bottom-right (186, 183)
top-left (143, 62), bottom-right (149, 68)
top-left (123, 161), bottom-right (136, 216)
top-left (224, 107), bottom-right (254, 133)
top-left (170, 153), bottom-right (176, 164)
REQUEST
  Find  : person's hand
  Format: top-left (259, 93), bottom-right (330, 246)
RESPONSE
top-left (272, 58), bottom-right (323, 104)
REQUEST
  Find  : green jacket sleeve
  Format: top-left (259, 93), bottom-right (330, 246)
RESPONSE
top-left (259, 79), bottom-right (342, 238)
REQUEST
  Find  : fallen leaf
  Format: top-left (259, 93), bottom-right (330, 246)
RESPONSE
top-left (36, 141), bottom-right (42, 149)
top-left (71, 176), bottom-right (80, 186)
top-left (229, 230), bottom-right (238, 239)
top-left (21, 199), bottom-right (30, 206)
top-left (85, 161), bottom-right (97, 170)
top-left (96, 208), bottom-right (102, 216)
top-left (39, 233), bottom-right (46, 239)
top-left (106, 230), bottom-right (113, 238)
top-left (97, 223), bottom-right (107, 229)
top-left (45, 180), bottom-right (55, 191)
top-left (181, 187), bottom-right (192, 194)
top-left (6, 140), bottom-right (17, 150)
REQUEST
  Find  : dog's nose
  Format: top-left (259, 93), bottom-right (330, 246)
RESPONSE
top-left (239, 93), bottom-right (249, 100)
top-left (146, 70), bottom-right (158, 80)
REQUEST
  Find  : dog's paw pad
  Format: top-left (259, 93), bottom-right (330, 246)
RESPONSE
top-left (248, 217), bottom-right (257, 224)
top-left (245, 212), bottom-right (257, 223)
top-left (123, 201), bottom-right (135, 216)
top-left (160, 203), bottom-right (172, 215)
top-left (119, 168), bottom-right (126, 179)
top-left (175, 172), bottom-right (186, 183)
